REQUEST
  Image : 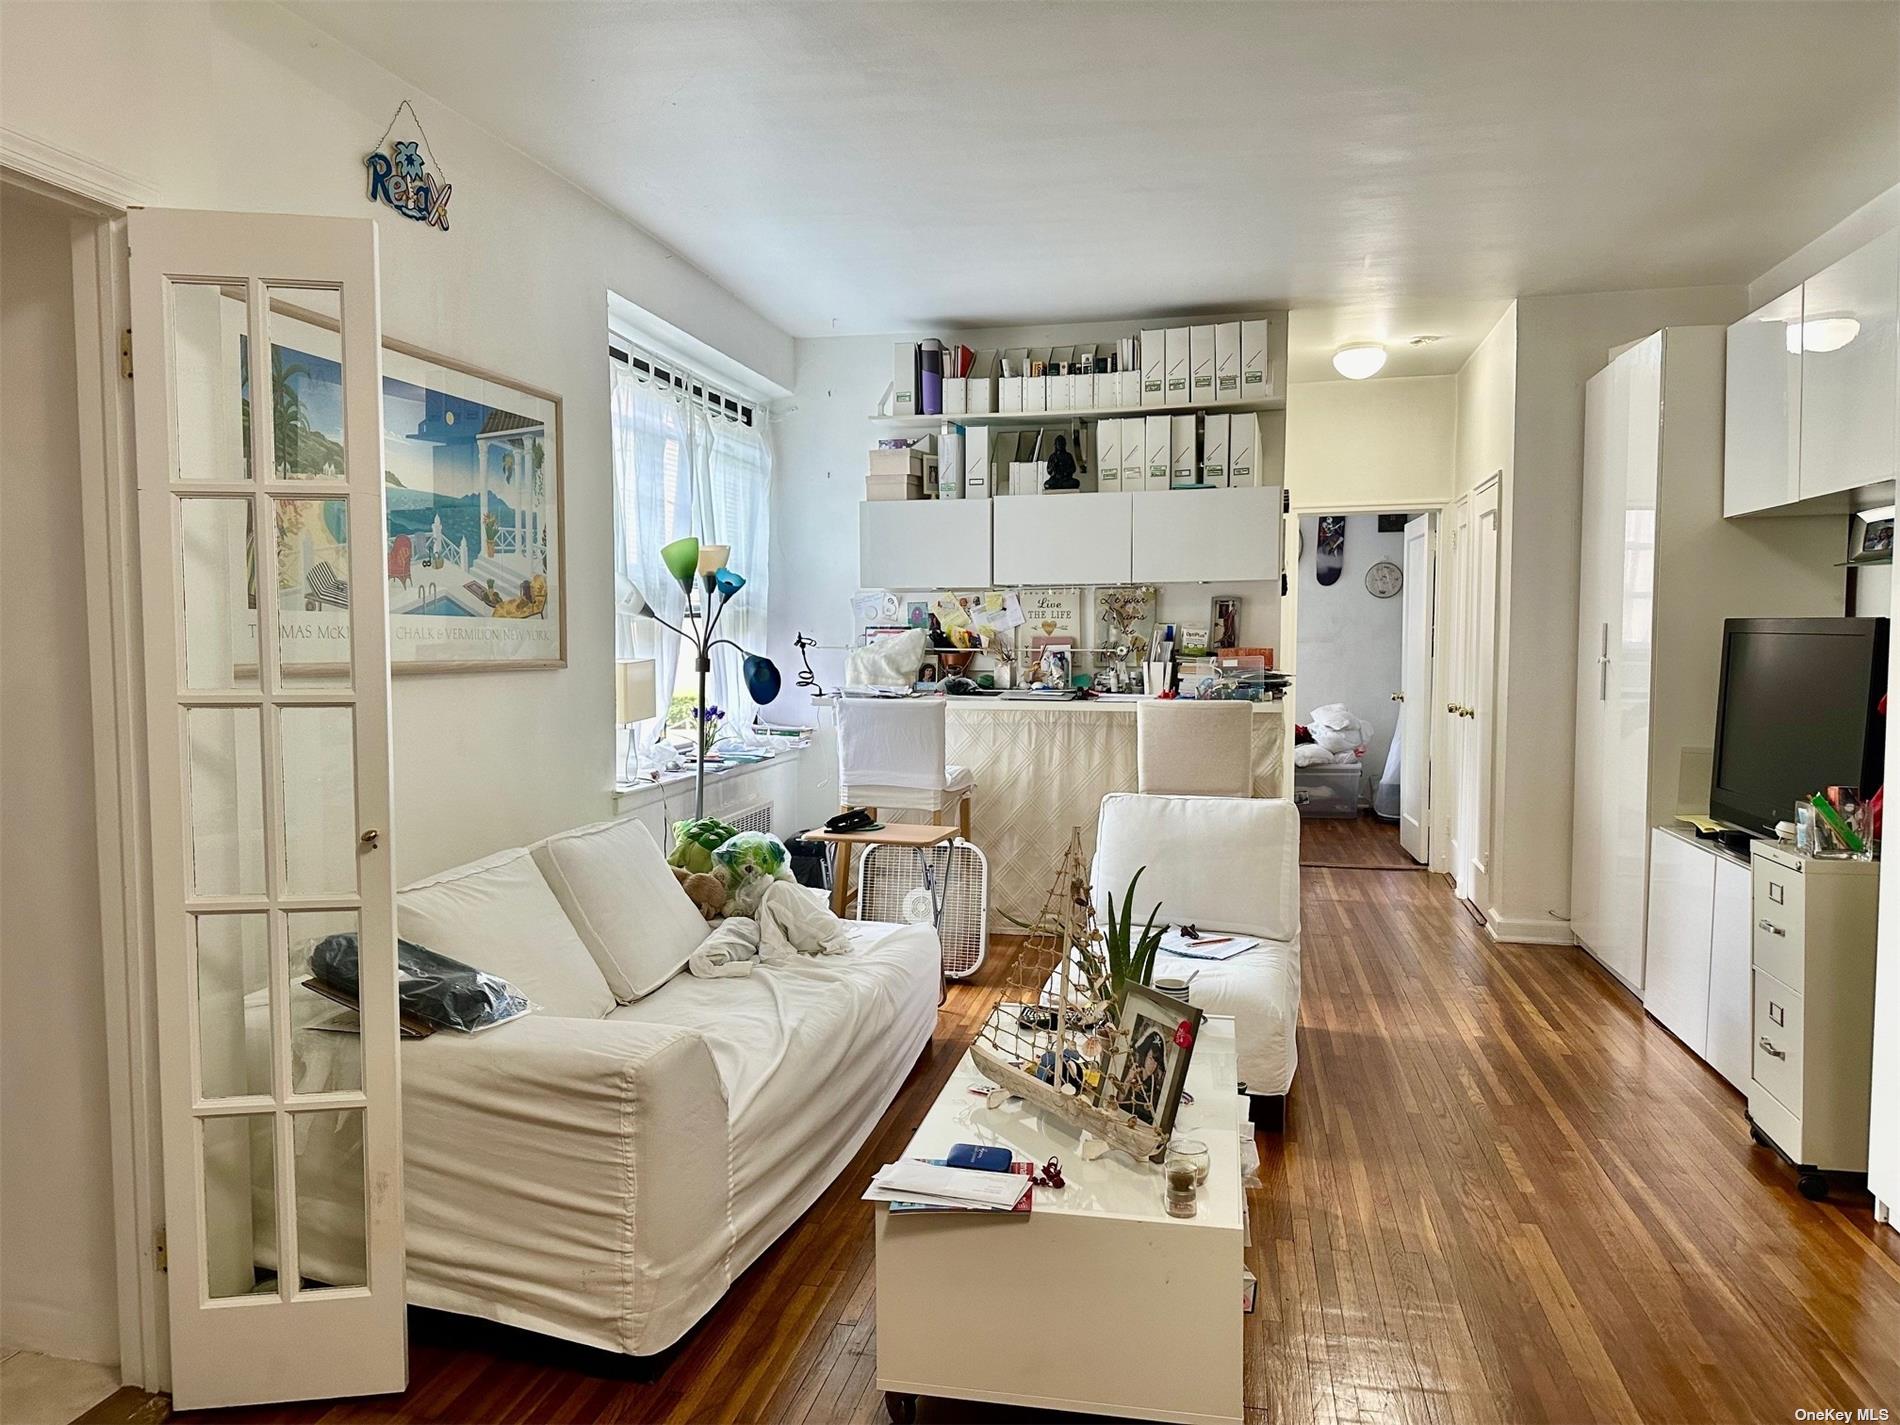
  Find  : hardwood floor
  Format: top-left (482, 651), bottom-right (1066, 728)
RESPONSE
top-left (179, 871), bottom-right (1900, 1425)
top-left (1299, 813), bottom-right (1425, 872)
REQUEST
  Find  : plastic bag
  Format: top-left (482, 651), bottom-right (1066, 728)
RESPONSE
top-left (310, 933), bottom-right (530, 1034)
top-left (715, 831), bottom-right (795, 918)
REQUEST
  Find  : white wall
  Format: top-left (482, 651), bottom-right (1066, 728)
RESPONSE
top-left (770, 326), bottom-right (1286, 723)
top-left (1486, 285), bottom-right (1747, 941)
top-left (1, 190), bottom-right (122, 1365)
top-left (1454, 305), bottom-right (1517, 496)
top-left (1284, 376), bottom-right (1455, 510)
top-left (0, 0), bottom-right (794, 883)
top-left (1293, 515), bottom-right (1406, 781)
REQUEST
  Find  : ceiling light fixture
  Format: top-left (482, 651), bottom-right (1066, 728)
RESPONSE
top-left (1784, 318), bottom-right (1860, 355)
top-left (1332, 343), bottom-right (1387, 380)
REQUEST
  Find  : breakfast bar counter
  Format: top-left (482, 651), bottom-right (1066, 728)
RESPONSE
top-left (943, 698), bottom-right (1285, 928)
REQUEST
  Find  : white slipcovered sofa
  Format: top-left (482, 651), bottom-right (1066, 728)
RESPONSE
top-left (1091, 793), bottom-right (1302, 1127)
top-left (302, 814), bottom-right (940, 1356)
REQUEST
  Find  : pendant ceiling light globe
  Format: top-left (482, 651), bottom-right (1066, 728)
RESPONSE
top-left (661, 537), bottom-right (701, 588)
top-left (1332, 343), bottom-right (1388, 380)
top-left (743, 655), bottom-right (783, 705)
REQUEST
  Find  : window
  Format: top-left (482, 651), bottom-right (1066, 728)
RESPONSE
top-left (609, 345), bottom-right (772, 781)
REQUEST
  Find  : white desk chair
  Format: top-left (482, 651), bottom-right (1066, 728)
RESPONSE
top-left (837, 696), bottom-right (975, 840)
top-left (1136, 699), bottom-right (1255, 797)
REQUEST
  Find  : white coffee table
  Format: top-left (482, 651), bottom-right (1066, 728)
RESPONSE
top-left (875, 1015), bottom-right (1246, 1425)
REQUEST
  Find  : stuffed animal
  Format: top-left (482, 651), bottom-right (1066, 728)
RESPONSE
top-left (670, 865), bottom-right (728, 922)
top-left (668, 817), bottom-right (739, 874)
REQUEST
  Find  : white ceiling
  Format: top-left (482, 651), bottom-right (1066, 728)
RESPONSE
top-left (293, 1), bottom-right (1898, 346)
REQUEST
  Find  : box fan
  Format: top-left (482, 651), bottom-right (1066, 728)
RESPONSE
top-left (855, 841), bottom-right (990, 979)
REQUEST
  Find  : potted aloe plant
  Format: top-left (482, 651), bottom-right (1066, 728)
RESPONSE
top-left (1098, 867), bottom-right (1166, 1009)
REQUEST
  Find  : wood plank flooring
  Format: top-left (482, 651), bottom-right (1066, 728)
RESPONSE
top-left (177, 868), bottom-right (1899, 1425)
top-left (1298, 814), bottom-right (1425, 872)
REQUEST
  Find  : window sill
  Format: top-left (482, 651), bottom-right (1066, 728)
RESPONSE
top-left (612, 743), bottom-right (804, 806)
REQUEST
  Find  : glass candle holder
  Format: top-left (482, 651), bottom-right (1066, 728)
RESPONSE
top-left (1170, 1138), bottom-right (1211, 1186)
top-left (1164, 1158), bottom-right (1198, 1218)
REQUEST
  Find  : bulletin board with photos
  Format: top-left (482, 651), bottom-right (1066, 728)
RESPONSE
top-left (857, 584), bottom-right (1163, 688)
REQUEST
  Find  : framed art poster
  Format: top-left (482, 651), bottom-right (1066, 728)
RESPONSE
top-left (381, 338), bottom-right (565, 671)
top-left (266, 296), bottom-right (565, 672)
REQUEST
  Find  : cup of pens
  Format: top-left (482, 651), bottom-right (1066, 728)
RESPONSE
top-left (1802, 786), bottom-right (1873, 861)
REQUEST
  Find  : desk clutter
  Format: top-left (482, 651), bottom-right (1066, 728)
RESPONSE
top-left (887, 319), bottom-right (1277, 419)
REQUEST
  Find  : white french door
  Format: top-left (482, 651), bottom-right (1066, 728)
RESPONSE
top-left (1398, 515), bottom-right (1434, 864)
top-left (128, 209), bottom-right (405, 1410)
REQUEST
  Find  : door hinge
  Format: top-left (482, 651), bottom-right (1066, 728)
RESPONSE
top-left (120, 328), bottom-right (134, 381)
top-left (153, 1225), bottom-right (167, 1272)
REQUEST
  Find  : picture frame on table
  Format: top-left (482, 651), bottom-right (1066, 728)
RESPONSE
top-left (264, 294), bottom-right (567, 674)
top-left (1210, 595), bottom-right (1241, 651)
top-left (1101, 985), bottom-right (1204, 1137)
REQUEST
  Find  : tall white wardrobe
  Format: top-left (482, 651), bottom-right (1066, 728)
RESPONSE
top-left (1569, 327), bottom-right (1843, 993)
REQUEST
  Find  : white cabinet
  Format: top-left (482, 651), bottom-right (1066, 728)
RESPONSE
top-left (1129, 486), bottom-right (1281, 584)
top-left (1707, 857), bottom-right (1753, 1090)
top-left (858, 500), bottom-right (991, 589)
top-left (1640, 827), bottom-right (1752, 1091)
top-left (1723, 285), bottom-right (1803, 516)
top-left (992, 494), bottom-right (1132, 585)
top-left (1645, 827), bottom-right (1715, 1057)
top-left (1798, 227), bottom-right (1899, 501)
top-left (1572, 329), bottom-right (1841, 993)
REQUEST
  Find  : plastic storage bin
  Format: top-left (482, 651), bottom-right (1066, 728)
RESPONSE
top-left (1294, 763), bottom-right (1363, 818)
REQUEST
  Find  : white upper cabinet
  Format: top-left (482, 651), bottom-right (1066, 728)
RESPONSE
top-left (859, 500), bottom-right (992, 588)
top-left (1130, 486), bottom-right (1282, 583)
top-left (991, 494), bottom-right (1133, 585)
top-left (1799, 227), bottom-right (1899, 501)
top-left (1724, 285), bottom-right (1802, 516)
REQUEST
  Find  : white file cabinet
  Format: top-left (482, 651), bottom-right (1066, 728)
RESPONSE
top-left (1747, 841), bottom-right (1881, 1198)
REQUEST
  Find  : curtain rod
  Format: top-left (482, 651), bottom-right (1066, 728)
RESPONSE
top-left (609, 338), bottom-right (760, 429)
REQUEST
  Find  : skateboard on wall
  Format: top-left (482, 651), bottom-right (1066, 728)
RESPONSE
top-left (1315, 515), bottom-right (1346, 586)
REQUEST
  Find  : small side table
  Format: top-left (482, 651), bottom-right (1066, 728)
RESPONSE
top-left (804, 822), bottom-right (959, 1002)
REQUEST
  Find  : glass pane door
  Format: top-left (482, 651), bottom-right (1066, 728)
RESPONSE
top-left (129, 210), bottom-right (404, 1411)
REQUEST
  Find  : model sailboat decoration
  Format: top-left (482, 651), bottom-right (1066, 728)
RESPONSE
top-left (969, 830), bottom-right (1174, 1163)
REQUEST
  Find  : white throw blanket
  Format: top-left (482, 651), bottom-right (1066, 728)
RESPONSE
top-left (686, 885), bottom-right (851, 977)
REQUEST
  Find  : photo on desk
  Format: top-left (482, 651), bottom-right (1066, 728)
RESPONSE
top-left (1102, 985), bottom-right (1203, 1136)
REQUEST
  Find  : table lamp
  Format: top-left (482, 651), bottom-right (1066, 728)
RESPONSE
top-left (616, 658), bottom-right (658, 784)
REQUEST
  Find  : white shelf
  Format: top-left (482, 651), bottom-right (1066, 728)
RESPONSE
top-left (871, 395), bottom-right (1284, 429)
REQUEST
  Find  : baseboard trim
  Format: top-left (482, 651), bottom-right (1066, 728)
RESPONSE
top-left (1485, 915), bottom-right (1576, 946)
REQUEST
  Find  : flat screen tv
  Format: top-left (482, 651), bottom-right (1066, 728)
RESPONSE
top-left (1709, 617), bottom-right (1888, 840)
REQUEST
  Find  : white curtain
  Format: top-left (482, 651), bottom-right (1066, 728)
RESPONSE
top-left (611, 362), bottom-right (693, 766)
top-left (611, 356), bottom-right (775, 771)
top-left (695, 408), bottom-right (774, 733)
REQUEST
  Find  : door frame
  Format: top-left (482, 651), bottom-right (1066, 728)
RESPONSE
top-left (2, 156), bottom-right (167, 1390)
top-left (1281, 495), bottom-right (1449, 861)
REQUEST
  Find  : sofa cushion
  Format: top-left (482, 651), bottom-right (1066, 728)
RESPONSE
top-left (531, 817), bottom-right (709, 1001)
top-left (399, 848), bottom-right (616, 1019)
top-left (1092, 792), bottom-right (1300, 942)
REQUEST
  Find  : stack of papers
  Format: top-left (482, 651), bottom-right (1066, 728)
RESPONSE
top-left (1158, 928), bottom-right (1258, 960)
top-left (864, 1160), bottom-right (1031, 1212)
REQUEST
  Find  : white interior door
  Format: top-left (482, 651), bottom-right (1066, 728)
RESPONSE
top-left (1467, 479), bottom-right (1502, 910)
top-left (128, 209), bottom-right (405, 1410)
top-left (1444, 495), bottom-right (1473, 898)
top-left (1398, 515), bottom-right (1434, 864)
top-left (1570, 363), bottom-right (1618, 957)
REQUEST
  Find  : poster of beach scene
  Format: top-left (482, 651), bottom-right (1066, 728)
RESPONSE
top-left (379, 340), bottom-right (563, 670)
top-left (262, 301), bottom-right (564, 672)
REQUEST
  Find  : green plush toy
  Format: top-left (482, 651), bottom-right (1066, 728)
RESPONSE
top-left (668, 817), bottom-right (738, 874)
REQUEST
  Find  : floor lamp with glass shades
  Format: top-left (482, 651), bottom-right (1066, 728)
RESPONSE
top-left (627, 536), bottom-right (783, 819)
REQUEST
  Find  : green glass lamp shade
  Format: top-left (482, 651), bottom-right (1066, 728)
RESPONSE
top-left (661, 537), bottom-right (701, 589)
top-left (743, 655), bottom-right (782, 705)
top-left (714, 567), bottom-right (746, 599)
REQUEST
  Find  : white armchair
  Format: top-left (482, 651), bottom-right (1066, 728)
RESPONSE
top-left (1092, 792), bottom-right (1301, 1127)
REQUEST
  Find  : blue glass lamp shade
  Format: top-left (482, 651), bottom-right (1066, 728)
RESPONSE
top-left (714, 567), bottom-right (746, 599)
top-left (743, 655), bottom-right (782, 705)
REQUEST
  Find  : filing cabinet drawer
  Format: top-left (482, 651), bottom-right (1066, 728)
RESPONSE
top-left (1750, 864), bottom-right (1803, 990)
top-left (1751, 968), bottom-right (1804, 1115)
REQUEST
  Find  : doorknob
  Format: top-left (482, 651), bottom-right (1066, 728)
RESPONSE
top-left (359, 828), bottom-right (381, 849)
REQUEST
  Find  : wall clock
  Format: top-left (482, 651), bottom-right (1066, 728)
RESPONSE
top-left (1365, 560), bottom-right (1403, 598)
